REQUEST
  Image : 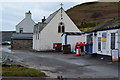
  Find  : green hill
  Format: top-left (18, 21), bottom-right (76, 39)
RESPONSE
top-left (66, 2), bottom-right (119, 31)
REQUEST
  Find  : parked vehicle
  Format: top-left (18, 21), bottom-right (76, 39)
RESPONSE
top-left (2, 41), bottom-right (11, 45)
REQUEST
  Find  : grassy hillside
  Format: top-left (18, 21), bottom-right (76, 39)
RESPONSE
top-left (66, 2), bottom-right (119, 31)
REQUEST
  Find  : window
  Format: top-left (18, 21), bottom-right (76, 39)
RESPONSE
top-left (36, 33), bottom-right (37, 40)
top-left (19, 28), bottom-right (23, 33)
top-left (62, 26), bottom-right (65, 32)
top-left (60, 22), bottom-right (63, 25)
top-left (58, 22), bottom-right (65, 33)
top-left (98, 37), bottom-right (101, 51)
top-left (38, 33), bottom-right (39, 40)
top-left (102, 32), bottom-right (107, 50)
top-left (111, 33), bottom-right (115, 49)
top-left (58, 26), bottom-right (61, 33)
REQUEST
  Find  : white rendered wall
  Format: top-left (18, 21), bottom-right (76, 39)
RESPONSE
top-left (92, 32), bottom-right (97, 53)
top-left (33, 33), bottom-right (39, 50)
top-left (62, 34), bottom-right (66, 45)
top-left (96, 29), bottom-right (118, 56)
top-left (16, 13), bottom-right (35, 33)
top-left (67, 35), bottom-right (86, 51)
top-left (34, 9), bottom-right (81, 51)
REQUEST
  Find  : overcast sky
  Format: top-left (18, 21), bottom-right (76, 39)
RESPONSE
top-left (0, 0), bottom-right (99, 31)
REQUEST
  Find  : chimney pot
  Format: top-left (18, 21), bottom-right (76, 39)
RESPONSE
top-left (42, 16), bottom-right (46, 23)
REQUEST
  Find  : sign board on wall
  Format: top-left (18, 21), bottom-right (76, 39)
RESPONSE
top-left (102, 32), bottom-right (107, 50)
top-left (111, 49), bottom-right (119, 61)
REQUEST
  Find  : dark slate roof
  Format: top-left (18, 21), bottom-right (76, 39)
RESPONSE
top-left (38, 23), bottom-right (47, 32)
top-left (34, 8), bottom-right (61, 33)
top-left (44, 8), bottom-right (60, 24)
top-left (0, 31), bottom-right (15, 43)
top-left (11, 33), bottom-right (33, 40)
top-left (61, 32), bottom-right (84, 36)
top-left (34, 23), bottom-right (47, 33)
top-left (86, 19), bottom-right (120, 33)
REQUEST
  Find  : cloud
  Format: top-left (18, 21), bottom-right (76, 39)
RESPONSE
top-left (0, 0), bottom-right (98, 2)
top-left (0, 0), bottom-right (98, 31)
top-left (0, 3), bottom-right (2, 30)
top-left (98, 0), bottom-right (119, 2)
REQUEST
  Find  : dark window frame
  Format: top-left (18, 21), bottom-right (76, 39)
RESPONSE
top-left (19, 28), bottom-right (23, 33)
top-left (62, 26), bottom-right (65, 32)
top-left (58, 26), bottom-right (61, 33)
top-left (111, 33), bottom-right (116, 49)
top-left (58, 22), bottom-right (65, 33)
top-left (98, 37), bottom-right (101, 51)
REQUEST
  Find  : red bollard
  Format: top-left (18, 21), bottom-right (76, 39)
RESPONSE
top-left (76, 46), bottom-right (81, 56)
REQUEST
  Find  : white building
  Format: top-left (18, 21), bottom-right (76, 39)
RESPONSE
top-left (16, 11), bottom-right (35, 33)
top-left (11, 11), bottom-right (35, 50)
top-left (33, 7), bottom-right (81, 51)
top-left (95, 29), bottom-right (120, 56)
top-left (86, 19), bottom-right (120, 56)
top-left (62, 32), bottom-right (86, 52)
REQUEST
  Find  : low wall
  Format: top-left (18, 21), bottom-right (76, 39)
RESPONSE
top-left (11, 39), bottom-right (32, 50)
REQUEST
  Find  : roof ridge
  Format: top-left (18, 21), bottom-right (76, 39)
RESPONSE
top-left (44, 8), bottom-right (61, 24)
top-left (86, 19), bottom-right (120, 32)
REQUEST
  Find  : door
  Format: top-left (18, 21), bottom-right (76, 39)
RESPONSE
top-left (101, 32), bottom-right (107, 54)
top-left (86, 34), bottom-right (93, 53)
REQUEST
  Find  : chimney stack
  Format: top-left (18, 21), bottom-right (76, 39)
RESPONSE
top-left (42, 16), bottom-right (46, 23)
top-left (25, 10), bottom-right (31, 19)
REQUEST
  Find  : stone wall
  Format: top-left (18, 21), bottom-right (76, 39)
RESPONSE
top-left (11, 39), bottom-right (32, 50)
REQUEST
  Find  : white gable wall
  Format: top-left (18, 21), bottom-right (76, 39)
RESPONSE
top-left (33, 9), bottom-right (81, 51)
top-left (61, 9), bottom-right (80, 32)
top-left (16, 13), bottom-right (35, 33)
